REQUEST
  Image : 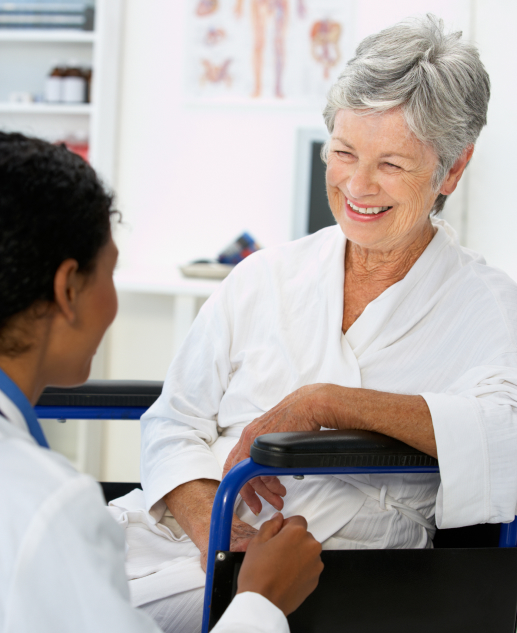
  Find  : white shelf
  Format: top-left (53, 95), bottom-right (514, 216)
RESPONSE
top-left (0, 102), bottom-right (92, 114)
top-left (115, 269), bottom-right (222, 298)
top-left (0, 29), bottom-right (96, 43)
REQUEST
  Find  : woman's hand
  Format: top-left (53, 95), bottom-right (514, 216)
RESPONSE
top-left (199, 516), bottom-right (258, 571)
top-left (223, 384), bottom-right (338, 514)
top-left (237, 513), bottom-right (324, 616)
top-left (230, 516), bottom-right (259, 552)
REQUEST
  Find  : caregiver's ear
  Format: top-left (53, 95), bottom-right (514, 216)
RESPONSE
top-left (53, 258), bottom-right (82, 323)
top-left (439, 145), bottom-right (474, 196)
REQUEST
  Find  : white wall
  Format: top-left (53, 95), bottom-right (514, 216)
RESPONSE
top-left (99, 0), bottom-right (517, 482)
top-left (466, 0), bottom-right (517, 275)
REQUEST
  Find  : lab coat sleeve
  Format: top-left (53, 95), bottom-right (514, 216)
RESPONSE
top-left (7, 473), bottom-right (161, 633)
top-left (421, 357), bottom-right (517, 529)
top-left (140, 280), bottom-right (236, 513)
top-left (212, 593), bottom-right (289, 633)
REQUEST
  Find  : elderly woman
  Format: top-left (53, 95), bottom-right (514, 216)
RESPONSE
top-left (112, 14), bottom-right (517, 633)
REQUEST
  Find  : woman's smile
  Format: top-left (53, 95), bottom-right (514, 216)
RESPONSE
top-left (345, 198), bottom-right (393, 223)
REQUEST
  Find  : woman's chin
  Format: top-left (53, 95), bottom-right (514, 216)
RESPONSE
top-left (51, 361), bottom-right (92, 388)
top-left (336, 214), bottom-right (389, 249)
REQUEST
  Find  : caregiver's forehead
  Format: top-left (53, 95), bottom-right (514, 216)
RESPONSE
top-left (332, 108), bottom-right (423, 157)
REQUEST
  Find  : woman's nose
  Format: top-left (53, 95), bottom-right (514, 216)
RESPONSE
top-left (347, 165), bottom-right (379, 199)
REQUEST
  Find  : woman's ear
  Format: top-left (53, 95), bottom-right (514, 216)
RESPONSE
top-left (53, 259), bottom-right (81, 324)
top-left (440, 145), bottom-right (474, 196)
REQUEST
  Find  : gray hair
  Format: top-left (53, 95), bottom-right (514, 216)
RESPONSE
top-left (322, 14), bottom-right (490, 214)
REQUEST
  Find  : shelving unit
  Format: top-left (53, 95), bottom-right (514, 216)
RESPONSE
top-left (0, 102), bottom-right (92, 114)
top-left (0, 1), bottom-right (124, 477)
top-left (0, 29), bottom-right (96, 43)
top-left (0, 0), bottom-right (123, 186)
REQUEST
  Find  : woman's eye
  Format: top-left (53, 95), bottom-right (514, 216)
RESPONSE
top-left (336, 151), bottom-right (353, 157)
top-left (384, 162), bottom-right (401, 169)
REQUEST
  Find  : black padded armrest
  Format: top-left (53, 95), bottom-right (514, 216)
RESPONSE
top-left (36, 380), bottom-right (163, 408)
top-left (250, 430), bottom-right (438, 468)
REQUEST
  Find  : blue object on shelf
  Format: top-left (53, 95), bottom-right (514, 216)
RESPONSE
top-left (217, 232), bottom-right (260, 265)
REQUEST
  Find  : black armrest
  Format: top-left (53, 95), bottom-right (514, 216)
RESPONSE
top-left (36, 380), bottom-right (163, 408)
top-left (250, 430), bottom-right (438, 468)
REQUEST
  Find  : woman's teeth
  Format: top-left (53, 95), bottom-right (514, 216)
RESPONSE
top-left (348, 199), bottom-right (390, 215)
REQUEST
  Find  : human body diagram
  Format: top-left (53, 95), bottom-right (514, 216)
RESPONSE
top-left (311, 19), bottom-right (341, 79)
top-left (235, 0), bottom-right (306, 98)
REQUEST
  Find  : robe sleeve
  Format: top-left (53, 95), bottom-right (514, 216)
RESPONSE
top-left (421, 356), bottom-right (517, 529)
top-left (212, 593), bottom-right (289, 633)
top-left (140, 282), bottom-right (235, 514)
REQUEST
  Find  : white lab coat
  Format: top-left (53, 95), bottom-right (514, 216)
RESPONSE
top-left (0, 390), bottom-right (288, 633)
top-left (115, 220), bottom-right (517, 607)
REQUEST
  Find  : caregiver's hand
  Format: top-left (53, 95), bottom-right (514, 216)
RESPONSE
top-left (223, 384), bottom-right (338, 514)
top-left (237, 513), bottom-right (324, 616)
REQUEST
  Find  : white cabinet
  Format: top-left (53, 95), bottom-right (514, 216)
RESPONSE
top-left (0, 0), bottom-right (123, 187)
top-left (0, 1), bottom-right (124, 477)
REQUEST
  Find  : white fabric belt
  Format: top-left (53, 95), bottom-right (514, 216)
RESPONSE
top-left (343, 478), bottom-right (435, 532)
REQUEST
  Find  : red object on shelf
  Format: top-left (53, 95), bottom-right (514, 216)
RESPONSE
top-left (65, 142), bottom-right (89, 163)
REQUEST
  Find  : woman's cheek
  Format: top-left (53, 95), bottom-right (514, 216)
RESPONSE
top-left (326, 184), bottom-right (344, 215)
top-left (325, 162), bottom-right (343, 189)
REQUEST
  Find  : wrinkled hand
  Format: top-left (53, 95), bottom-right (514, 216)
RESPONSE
top-left (237, 513), bottom-right (324, 616)
top-left (230, 516), bottom-right (259, 552)
top-left (199, 515), bottom-right (258, 571)
top-left (223, 384), bottom-right (336, 514)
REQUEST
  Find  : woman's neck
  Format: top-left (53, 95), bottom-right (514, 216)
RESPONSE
top-left (0, 317), bottom-right (52, 406)
top-left (345, 221), bottom-right (436, 286)
top-left (0, 354), bottom-right (47, 406)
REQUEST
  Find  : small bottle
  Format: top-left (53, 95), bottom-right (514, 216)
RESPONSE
top-left (45, 62), bottom-right (65, 103)
top-left (82, 67), bottom-right (92, 103)
top-left (62, 59), bottom-right (87, 104)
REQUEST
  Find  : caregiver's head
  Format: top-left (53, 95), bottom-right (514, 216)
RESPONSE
top-left (0, 132), bottom-right (118, 400)
top-left (323, 14), bottom-right (490, 254)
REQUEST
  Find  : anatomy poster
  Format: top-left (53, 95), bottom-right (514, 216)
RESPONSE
top-left (185, 0), bottom-right (355, 105)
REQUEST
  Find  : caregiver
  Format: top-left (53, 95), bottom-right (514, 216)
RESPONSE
top-left (0, 132), bottom-right (323, 633)
top-left (121, 14), bottom-right (517, 633)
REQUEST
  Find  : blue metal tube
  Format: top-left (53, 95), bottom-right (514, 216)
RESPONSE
top-left (201, 458), bottom-right (440, 633)
top-left (35, 406), bottom-right (148, 420)
top-left (499, 517), bottom-right (517, 547)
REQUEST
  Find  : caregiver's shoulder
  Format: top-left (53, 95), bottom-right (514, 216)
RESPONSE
top-left (0, 422), bottom-right (106, 538)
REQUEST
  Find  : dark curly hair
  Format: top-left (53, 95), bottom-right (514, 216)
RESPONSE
top-left (0, 132), bottom-right (117, 355)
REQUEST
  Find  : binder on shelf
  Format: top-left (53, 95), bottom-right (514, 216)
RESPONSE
top-left (0, 3), bottom-right (94, 31)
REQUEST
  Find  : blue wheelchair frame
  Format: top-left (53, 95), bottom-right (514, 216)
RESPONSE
top-left (201, 457), bottom-right (517, 633)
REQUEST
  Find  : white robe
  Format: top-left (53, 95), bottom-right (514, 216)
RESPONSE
top-left (0, 390), bottom-right (289, 633)
top-left (115, 220), bottom-right (517, 607)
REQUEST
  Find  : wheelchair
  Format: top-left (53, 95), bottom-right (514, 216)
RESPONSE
top-left (36, 380), bottom-right (517, 633)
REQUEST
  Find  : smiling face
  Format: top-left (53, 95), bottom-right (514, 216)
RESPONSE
top-left (326, 108), bottom-right (440, 254)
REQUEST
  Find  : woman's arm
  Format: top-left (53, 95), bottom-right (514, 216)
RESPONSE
top-left (223, 384), bottom-right (436, 513)
top-left (164, 478), bottom-right (260, 570)
top-left (326, 385), bottom-right (437, 456)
